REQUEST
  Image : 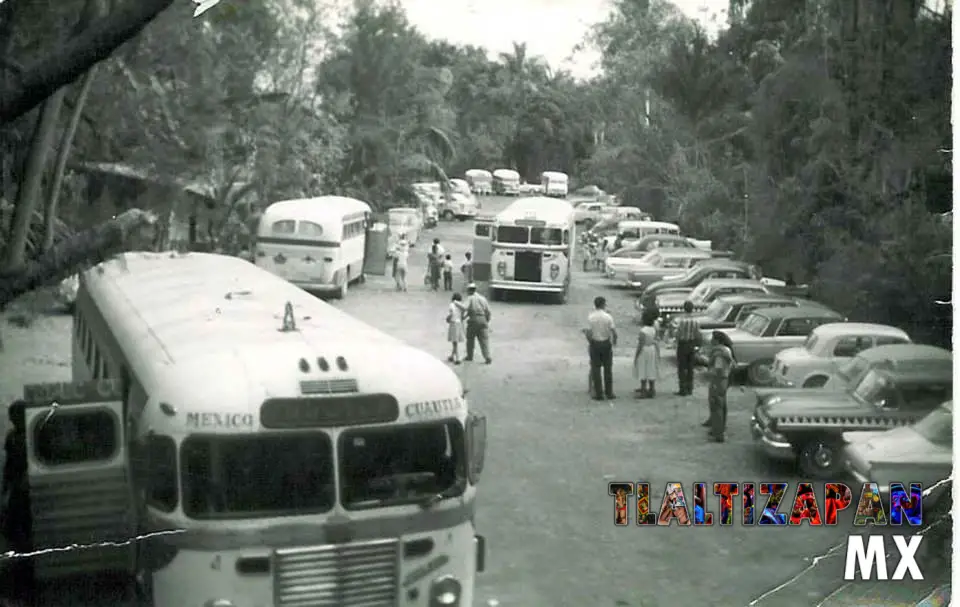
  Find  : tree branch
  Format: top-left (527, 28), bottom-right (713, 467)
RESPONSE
top-left (0, 0), bottom-right (176, 125)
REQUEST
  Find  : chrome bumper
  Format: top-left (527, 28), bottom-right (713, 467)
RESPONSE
top-left (750, 417), bottom-right (795, 461)
top-left (773, 376), bottom-right (795, 388)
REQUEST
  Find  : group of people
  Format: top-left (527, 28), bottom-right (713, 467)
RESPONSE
top-left (582, 298), bottom-right (734, 442)
top-left (580, 233), bottom-right (613, 272)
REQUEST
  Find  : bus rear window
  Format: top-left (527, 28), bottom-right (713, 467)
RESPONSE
top-left (339, 421), bottom-right (465, 510)
top-left (531, 228), bottom-right (563, 245)
top-left (496, 226), bottom-right (528, 243)
top-left (181, 434), bottom-right (334, 519)
top-left (34, 409), bottom-right (117, 465)
top-left (297, 221), bottom-right (323, 237)
top-left (271, 220), bottom-right (296, 235)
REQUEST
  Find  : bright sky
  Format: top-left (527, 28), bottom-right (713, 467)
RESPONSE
top-left (400, 0), bottom-right (729, 78)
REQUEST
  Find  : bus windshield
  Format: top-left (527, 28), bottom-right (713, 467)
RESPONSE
top-left (340, 420), bottom-right (466, 510)
top-left (531, 227), bottom-right (563, 245)
top-left (181, 434), bottom-right (335, 519)
top-left (496, 226), bottom-right (529, 244)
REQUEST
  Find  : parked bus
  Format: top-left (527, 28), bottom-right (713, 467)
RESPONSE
top-left (492, 169), bottom-right (521, 196)
top-left (490, 197), bottom-right (576, 303)
top-left (464, 169), bottom-right (493, 196)
top-left (541, 171), bottom-right (569, 198)
top-left (255, 196), bottom-right (371, 299)
top-left (19, 251), bottom-right (487, 607)
top-left (387, 206), bottom-right (422, 250)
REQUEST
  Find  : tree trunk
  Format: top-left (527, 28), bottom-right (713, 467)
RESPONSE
top-left (3, 90), bottom-right (67, 270)
top-left (42, 0), bottom-right (109, 251)
top-left (0, 0), bottom-right (176, 125)
top-left (0, 208), bottom-right (156, 310)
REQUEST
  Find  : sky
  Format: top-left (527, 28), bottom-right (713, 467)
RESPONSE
top-left (400, 0), bottom-right (729, 79)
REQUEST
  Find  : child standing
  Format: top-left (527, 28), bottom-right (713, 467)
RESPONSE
top-left (446, 293), bottom-right (466, 364)
top-left (442, 254), bottom-right (454, 291)
top-left (461, 252), bottom-right (474, 286)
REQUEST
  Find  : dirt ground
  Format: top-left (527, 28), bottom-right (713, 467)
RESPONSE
top-left (0, 196), bottom-right (949, 606)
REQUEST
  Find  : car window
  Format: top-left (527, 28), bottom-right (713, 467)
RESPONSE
top-left (778, 318), bottom-right (815, 337)
top-left (833, 336), bottom-right (872, 358)
top-left (662, 257), bottom-right (687, 268)
top-left (898, 383), bottom-right (952, 412)
top-left (875, 335), bottom-right (910, 346)
top-left (738, 314), bottom-right (769, 336)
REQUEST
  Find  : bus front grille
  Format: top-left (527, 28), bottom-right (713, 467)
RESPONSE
top-left (274, 538), bottom-right (399, 606)
top-left (299, 379), bottom-right (358, 395)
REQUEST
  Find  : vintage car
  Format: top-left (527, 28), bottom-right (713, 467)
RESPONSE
top-left (606, 249), bottom-right (712, 287)
top-left (690, 293), bottom-right (830, 337)
top-left (771, 323), bottom-right (912, 389)
top-left (750, 364), bottom-right (952, 477)
top-left (573, 201), bottom-right (611, 226)
top-left (822, 344), bottom-right (953, 391)
top-left (712, 305), bottom-right (845, 384)
top-left (617, 234), bottom-right (734, 258)
top-left (655, 278), bottom-right (769, 315)
top-left (842, 400), bottom-right (952, 509)
top-left (635, 259), bottom-right (761, 310)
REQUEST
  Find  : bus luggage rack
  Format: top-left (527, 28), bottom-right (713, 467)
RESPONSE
top-left (274, 538), bottom-right (400, 607)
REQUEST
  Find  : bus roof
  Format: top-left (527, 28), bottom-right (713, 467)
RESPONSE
top-left (262, 196), bottom-right (371, 221)
top-left (495, 197), bottom-right (575, 224)
top-left (541, 171), bottom-right (568, 179)
top-left (82, 252), bottom-right (462, 430)
top-left (493, 168), bottom-right (520, 178)
top-left (465, 169), bottom-right (492, 178)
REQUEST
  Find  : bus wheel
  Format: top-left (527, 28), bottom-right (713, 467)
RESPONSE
top-left (488, 287), bottom-right (499, 301)
top-left (335, 272), bottom-right (348, 299)
top-left (357, 273), bottom-right (365, 284)
top-left (442, 210), bottom-right (455, 221)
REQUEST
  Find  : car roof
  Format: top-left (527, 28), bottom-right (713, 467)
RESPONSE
top-left (693, 258), bottom-right (752, 269)
top-left (651, 248), bottom-right (710, 257)
top-left (697, 278), bottom-right (765, 289)
top-left (856, 344), bottom-right (952, 362)
top-left (872, 366), bottom-right (953, 385)
top-left (713, 293), bottom-right (794, 305)
top-left (746, 305), bottom-right (843, 320)
top-left (811, 323), bottom-right (910, 338)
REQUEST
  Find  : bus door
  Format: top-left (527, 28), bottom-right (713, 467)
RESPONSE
top-left (364, 220), bottom-right (389, 276)
top-left (472, 215), bottom-right (495, 281)
top-left (21, 380), bottom-right (136, 580)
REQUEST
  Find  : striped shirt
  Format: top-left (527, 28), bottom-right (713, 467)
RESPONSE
top-left (675, 314), bottom-right (701, 342)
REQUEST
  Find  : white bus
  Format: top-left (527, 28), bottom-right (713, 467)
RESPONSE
top-left (492, 169), bottom-right (520, 196)
top-left (490, 197), bottom-right (576, 303)
top-left (21, 252), bottom-right (487, 607)
top-left (540, 171), bottom-right (569, 198)
top-left (255, 196), bottom-right (372, 299)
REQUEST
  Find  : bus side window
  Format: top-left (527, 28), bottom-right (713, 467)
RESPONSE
top-left (145, 435), bottom-right (178, 512)
top-left (563, 230), bottom-right (570, 245)
top-left (35, 409), bottom-right (118, 465)
top-left (92, 347), bottom-right (102, 379)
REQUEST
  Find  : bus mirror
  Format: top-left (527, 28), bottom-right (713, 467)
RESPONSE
top-left (466, 414), bottom-right (487, 484)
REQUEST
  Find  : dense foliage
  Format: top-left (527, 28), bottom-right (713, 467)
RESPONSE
top-left (0, 0), bottom-right (951, 344)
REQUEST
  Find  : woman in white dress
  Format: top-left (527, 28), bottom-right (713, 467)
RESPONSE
top-left (633, 311), bottom-right (661, 398)
top-left (446, 292), bottom-right (466, 364)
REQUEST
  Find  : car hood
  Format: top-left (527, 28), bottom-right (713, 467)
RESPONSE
top-left (755, 387), bottom-right (840, 401)
top-left (655, 292), bottom-right (692, 307)
top-left (760, 390), bottom-right (867, 417)
top-left (606, 258), bottom-right (652, 270)
top-left (776, 347), bottom-right (815, 364)
top-left (844, 428), bottom-right (952, 466)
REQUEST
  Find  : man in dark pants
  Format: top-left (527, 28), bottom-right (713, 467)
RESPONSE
top-left (706, 331), bottom-right (734, 442)
top-left (584, 296), bottom-right (618, 400)
top-left (463, 283), bottom-right (492, 364)
top-left (673, 300), bottom-right (701, 396)
top-left (2, 400), bottom-right (34, 598)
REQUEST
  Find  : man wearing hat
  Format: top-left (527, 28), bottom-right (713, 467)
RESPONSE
top-left (462, 283), bottom-right (492, 364)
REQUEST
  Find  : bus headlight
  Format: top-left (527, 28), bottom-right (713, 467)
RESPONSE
top-left (429, 575), bottom-right (462, 606)
top-left (496, 261), bottom-right (507, 277)
top-left (549, 263), bottom-right (560, 280)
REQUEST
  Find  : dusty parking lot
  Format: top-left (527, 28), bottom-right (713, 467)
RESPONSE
top-left (0, 195), bottom-right (949, 606)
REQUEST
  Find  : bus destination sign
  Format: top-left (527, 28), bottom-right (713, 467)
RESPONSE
top-left (260, 394), bottom-right (400, 429)
top-left (24, 379), bottom-right (122, 405)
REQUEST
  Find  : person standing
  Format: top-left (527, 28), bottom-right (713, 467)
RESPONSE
top-left (392, 233), bottom-right (410, 291)
top-left (632, 311), bottom-right (661, 398)
top-left (446, 293), bottom-right (466, 364)
top-left (463, 283), bottom-right (492, 364)
top-left (460, 252), bottom-right (474, 286)
top-left (584, 296), bottom-right (617, 400)
top-left (674, 300), bottom-right (701, 396)
top-left (442, 254), bottom-right (454, 291)
top-left (429, 238), bottom-right (445, 291)
top-left (705, 331), bottom-right (734, 442)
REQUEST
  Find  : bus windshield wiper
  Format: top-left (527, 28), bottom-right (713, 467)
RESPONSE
top-left (418, 478), bottom-right (467, 509)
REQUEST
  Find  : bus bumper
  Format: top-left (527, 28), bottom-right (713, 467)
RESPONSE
top-left (489, 281), bottom-right (564, 293)
top-left (289, 281), bottom-right (340, 294)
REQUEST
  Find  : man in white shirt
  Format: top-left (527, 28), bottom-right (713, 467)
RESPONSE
top-left (392, 233), bottom-right (410, 291)
top-left (463, 283), bottom-right (492, 364)
top-left (584, 296), bottom-right (617, 400)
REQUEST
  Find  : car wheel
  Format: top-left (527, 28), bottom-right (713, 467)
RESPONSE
top-left (442, 210), bottom-right (455, 221)
top-left (747, 359), bottom-right (775, 386)
top-left (334, 272), bottom-right (348, 299)
top-left (802, 375), bottom-right (827, 388)
top-left (798, 439), bottom-right (841, 479)
top-left (583, 219), bottom-right (595, 229)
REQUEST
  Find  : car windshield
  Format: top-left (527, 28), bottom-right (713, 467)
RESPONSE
top-left (496, 226), bottom-right (529, 243)
top-left (181, 433), bottom-right (334, 519)
top-left (340, 421), bottom-right (466, 510)
top-left (803, 334), bottom-right (819, 352)
top-left (738, 314), bottom-right (769, 336)
top-left (851, 370), bottom-right (892, 407)
top-left (531, 228), bottom-right (563, 245)
top-left (910, 405), bottom-right (952, 447)
top-left (704, 300), bottom-right (731, 321)
top-left (689, 283), bottom-right (711, 302)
